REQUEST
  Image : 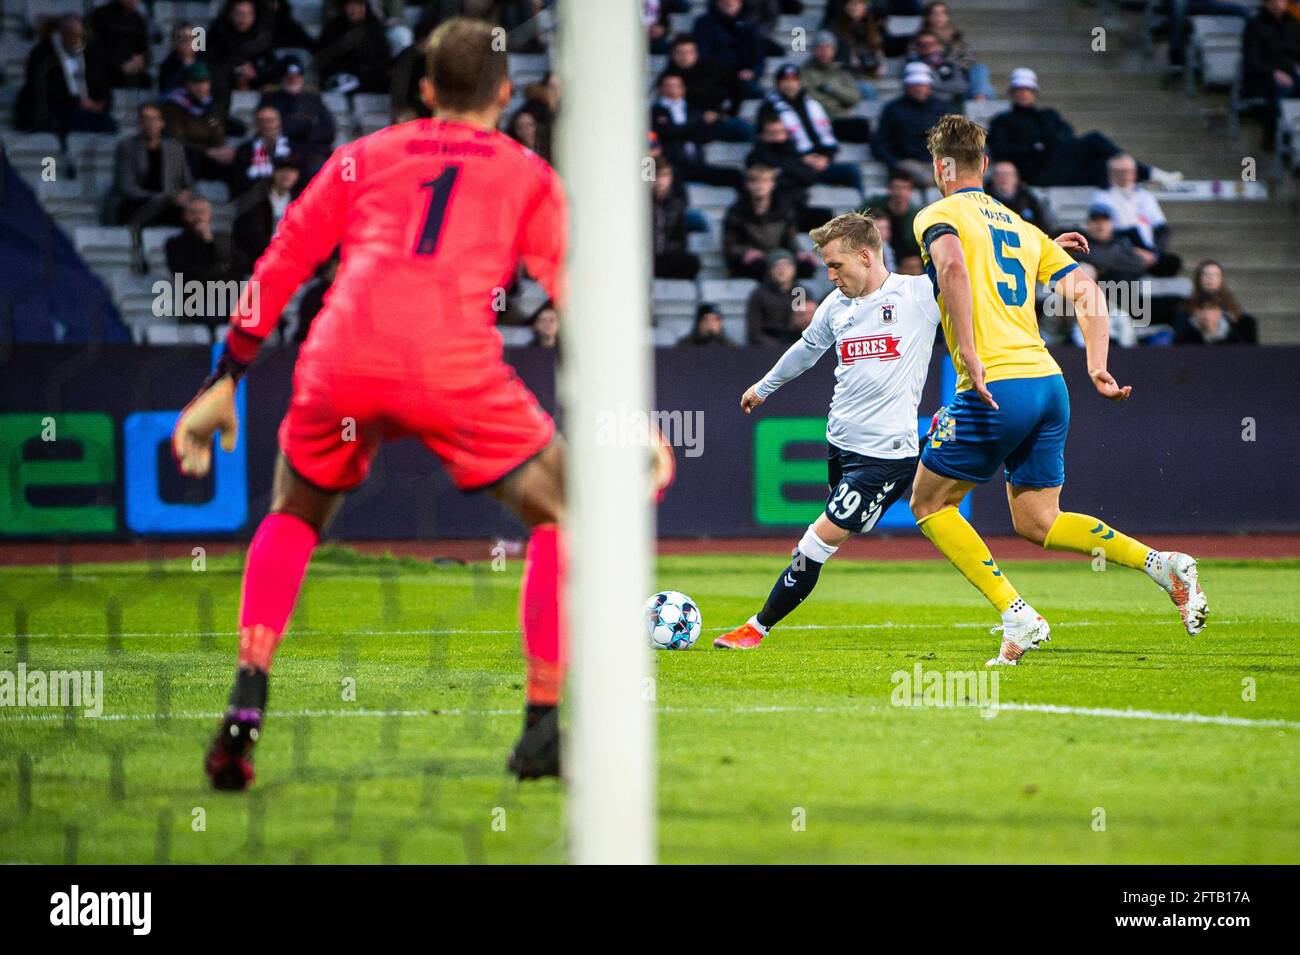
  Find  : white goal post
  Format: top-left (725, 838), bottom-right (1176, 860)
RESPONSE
top-left (556, 0), bottom-right (656, 864)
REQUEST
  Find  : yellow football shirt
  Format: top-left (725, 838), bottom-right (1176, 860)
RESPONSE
top-left (913, 187), bottom-right (1078, 392)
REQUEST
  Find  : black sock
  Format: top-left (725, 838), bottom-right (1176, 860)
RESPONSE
top-left (756, 551), bottom-right (824, 630)
top-left (228, 666), bottom-right (269, 713)
top-left (525, 701), bottom-right (555, 728)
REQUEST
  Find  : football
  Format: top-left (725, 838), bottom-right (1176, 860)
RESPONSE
top-left (644, 591), bottom-right (702, 650)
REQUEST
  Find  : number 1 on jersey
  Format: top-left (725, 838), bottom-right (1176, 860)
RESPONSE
top-left (415, 165), bottom-right (460, 257)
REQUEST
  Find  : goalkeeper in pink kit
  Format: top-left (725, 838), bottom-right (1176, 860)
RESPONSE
top-left (172, 19), bottom-right (625, 787)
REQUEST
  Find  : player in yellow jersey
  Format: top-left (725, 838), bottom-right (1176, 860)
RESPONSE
top-left (908, 115), bottom-right (1208, 665)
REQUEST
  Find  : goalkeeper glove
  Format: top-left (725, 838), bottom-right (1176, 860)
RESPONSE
top-left (171, 350), bottom-right (246, 478)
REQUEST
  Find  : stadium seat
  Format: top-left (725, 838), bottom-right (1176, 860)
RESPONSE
top-left (499, 326), bottom-right (535, 347)
top-left (700, 278), bottom-right (757, 307)
top-left (508, 53), bottom-right (549, 88)
top-left (75, 226), bottom-right (137, 271)
top-left (352, 93), bottom-right (391, 120)
top-left (145, 322), bottom-right (214, 345)
top-left (653, 315), bottom-right (694, 346)
top-left (195, 180), bottom-right (230, 204)
top-left (964, 99), bottom-right (1009, 129)
top-left (1042, 187), bottom-right (1096, 228)
top-left (702, 141), bottom-right (750, 168)
top-left (684, 184), bottom-right (735, 211)
top-left (807, 184), bottom-right (863, 213)
top-left (846, 99), bottom-right (883, 124)
top-left (721, 315), bottom-right (746, 344)
top-left (229, 90), bottom-right (260, 130)
top-left (1280, 101), bottom-right (1300, 170)
top-left (1142, 277), bottom-right (1194, 300)
top-left (883, 15), bottom-right (923, 40)
top-left (141, 227), bottom-right (182, 271)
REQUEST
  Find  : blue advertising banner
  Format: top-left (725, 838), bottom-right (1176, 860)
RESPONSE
top-left (1, 343), bottom-right (1297, 539)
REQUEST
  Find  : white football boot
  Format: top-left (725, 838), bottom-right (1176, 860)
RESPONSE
top-left (987, 612), bottom-right (1051, 666)
top-left (1147, 551), bottom-right (1208, 635)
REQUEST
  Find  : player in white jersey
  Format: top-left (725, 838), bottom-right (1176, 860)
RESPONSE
top-left (715, 211), bottom-right (1089, 649)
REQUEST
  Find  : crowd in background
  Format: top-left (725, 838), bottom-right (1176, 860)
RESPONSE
top-left (5, 0), bottom-right (1272, 346)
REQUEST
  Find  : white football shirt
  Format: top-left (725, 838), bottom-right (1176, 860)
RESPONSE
top-left (755, 272), bottom-right (942, 459)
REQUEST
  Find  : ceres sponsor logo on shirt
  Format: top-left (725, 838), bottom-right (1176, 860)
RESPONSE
top-left (839, 335), bottom-right (902, 364)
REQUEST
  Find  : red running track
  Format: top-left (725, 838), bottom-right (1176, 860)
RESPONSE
top-left (1, 535), bottom-right (1297, 566)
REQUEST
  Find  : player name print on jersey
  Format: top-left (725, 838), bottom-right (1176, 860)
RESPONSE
top-left (839, 334), bottom-right (903, 363)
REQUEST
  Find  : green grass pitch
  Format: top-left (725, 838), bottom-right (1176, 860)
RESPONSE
top-left (1, 548), bottom-right (1297, 864)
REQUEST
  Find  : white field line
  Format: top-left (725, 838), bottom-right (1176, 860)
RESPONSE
top-left (2, 702), bottom-right (1296, 730)
top-left (12, 619), bottom-right (1203, 640)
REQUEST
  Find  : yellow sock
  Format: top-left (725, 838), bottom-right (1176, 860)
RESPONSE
top-left (1043, 512), bottom-right (1151, 569)
top-left (917, 506), bottom-right (1020, 613)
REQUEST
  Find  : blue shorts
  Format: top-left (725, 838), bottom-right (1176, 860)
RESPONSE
top-left (825, 445), bottom-right (917, 532)
top-left (921, 375), bottom-right (1070, 489)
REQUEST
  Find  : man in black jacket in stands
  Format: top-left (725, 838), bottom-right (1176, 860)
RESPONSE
top-left (88, 0), bottom-right (151, 88)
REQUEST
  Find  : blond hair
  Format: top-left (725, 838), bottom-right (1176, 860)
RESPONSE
top-left (808, 212), bottom-right (882, 252)
top-left (925, 114), bottom-right (987, 179)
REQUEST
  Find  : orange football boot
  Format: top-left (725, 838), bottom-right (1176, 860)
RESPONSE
top-left (713, 621), bottom-right (765, 649)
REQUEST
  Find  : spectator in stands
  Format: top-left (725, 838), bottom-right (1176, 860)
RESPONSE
top-left (830, 0), bottom-right (886, 83)
top-left (863, 208), bottom-right (899, 271)
top-left (678, 302), bottom-right (734, 346)
top-left (1065, 262), bottom-right (1139, 348)
top-left (1092, 153), bottom-right (1181, 277)
top-left (987, 160), bottom-right (1054, 234)
top-left (507, 109), bottom-right (540, 151)
top-left (158, 23), bottom-right (201, 95)
top-left (113, 102), bottom-right (193, 228)
top-left (1163, 1), bottom-right (1252, 70)
top-left (871, 63), bottom-right (949, 188)
top-left (233, 156), bottom-right (300, 265)
top-left (1174, 292), bottom-right (1258, 344)
top-left (1076, 205), bottom-right (1147, 283)
top-left (746, 250), bottom-right (812, 346)
top-left (725, 164), bottom-right (816, 280)
top-left (747, 111), bottom-right (819, 210)
top-left (908, 30), bottom-right (986, 103)
top-left (515, 72), bottom-right (560, 162)
top-left (646, 0), bottom-right (669, 53)
top-left (666, 33), bottom-right (751, 136)
top-left (392, 16), bottom-right (436, 122)
top-left (296, 254), bottom-right (338, 342)
top-left (651, 71), bottom-right (744, 191)
top-left (765, 65), bottom-right (863, 190)
top-left (16, 14), bottom-right (117, 138)
top-left (230, 104), bottom-right (293, 196)
top-left (919, 2), bottom-right (994, 99)
top-left (530, 302), bottom-right (560, 349)
top-left (801, 33), bottom-right (873, 142)
top-left (166, 196), bottom-right (251, 335)
top-left (988, 68), bottom-right (1183, 189)
top-left (316, 0), bottom-right (394, 93)
top-left (259, 0), bottom-right (318, 52)
top-left (1183, 259), bottom-right (1259, 342)
top-left (260, 56), bottom-right (336, 180)
top-left (652, 158), bottom-right (701, 280)
top-left (162, 62), bottom-right (237, 179)
top-left (207, 0), bottom-right (278, 98)
top-left (1243, 0), bottom-right (1300, 147)
top-left (324, 0), bottom-right (412, 55)
top-left (693, 0), bottom-right (767, 99)
top-left (863, 172), bottom-right (922, 270)
top-left (88, 0), bottom-right (150, 89)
